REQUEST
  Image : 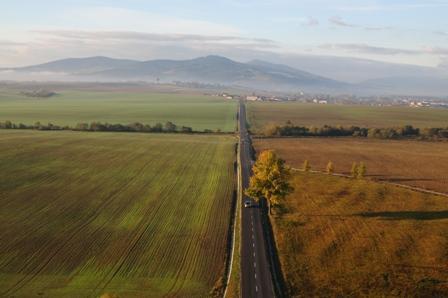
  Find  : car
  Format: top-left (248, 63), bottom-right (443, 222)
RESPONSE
top-left (244, 200), bottom-right (252, 208)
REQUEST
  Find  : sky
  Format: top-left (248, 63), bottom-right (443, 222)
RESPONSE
top-left (0, 0), bottom-right (447, 67)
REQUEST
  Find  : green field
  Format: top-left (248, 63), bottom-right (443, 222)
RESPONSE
top-left (0, 90), bottom-right (237, 132)
top-left (0, 130), bottom-right (236, 297)
top-left (247, 102), bottom-right (448, 132)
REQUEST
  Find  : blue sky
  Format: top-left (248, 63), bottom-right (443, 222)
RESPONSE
top-left (0, 0), bottom-right (447, 67)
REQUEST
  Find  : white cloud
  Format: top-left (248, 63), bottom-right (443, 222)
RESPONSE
top-left (320, 43), bottom-right (422, 55)
top-left (62, 7), bottom-right (241, 36)
top-left (337, 1), bottom-right (448, 11)
top-left (329, 16), bottom-right (357, 27)
top-left (271, 16), bottom-right (319, 26)
top-left (329, 16), bottom-right (393, 31)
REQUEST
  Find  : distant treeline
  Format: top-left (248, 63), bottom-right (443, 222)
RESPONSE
top-left (0, 120), bottom-right (220, 134)
top-left (263, 121), bottom-right (448, 140)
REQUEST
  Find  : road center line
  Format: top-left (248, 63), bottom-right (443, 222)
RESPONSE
top-left (254, 262), bottom-right (256, 268)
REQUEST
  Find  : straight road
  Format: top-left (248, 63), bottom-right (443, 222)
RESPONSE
top-left (239, 102), bottom-right (275, 298)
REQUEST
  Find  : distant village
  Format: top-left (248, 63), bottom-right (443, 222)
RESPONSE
top-left (212, 92), bottom-right (448, 109)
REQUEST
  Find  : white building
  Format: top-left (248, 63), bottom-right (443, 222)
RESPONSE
top-left (246, 96), bottom-right (259, 101)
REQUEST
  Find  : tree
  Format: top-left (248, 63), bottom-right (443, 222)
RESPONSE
top-left (263, 123), bottom-right (280, 136)
top-left (351, 162), bottom-right (358, 178)
top-left (245, 150), bottom-right (293, 214)
top-left (181, 126), bottom-right (193, 133)
top-left (303, 159), bottom-right (311, 172)
top-left (164, 121), bottom-right (177, 132)
top-left (357, 162), bottom-right (367, 178)
top-left (75, 123), bottom-right (89, 131)
top-left (4, 120), bottom-right (12, 129)
top-left (152, 123), bottom-right (163, 132)
top-left (326, 161), bottom-right (334, 175)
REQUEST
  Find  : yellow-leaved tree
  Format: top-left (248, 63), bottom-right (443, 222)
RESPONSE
top-left (245, 150), bottom-right (293, 214)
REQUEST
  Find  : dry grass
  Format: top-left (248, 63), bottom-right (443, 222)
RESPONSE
top-left (271, 172), bottom-right (448, 297)
top-left (254, 137), bottom-right (448, 194)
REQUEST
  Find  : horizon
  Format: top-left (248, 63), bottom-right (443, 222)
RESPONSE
top-left (3, 53), bottom-right (444, 70)
top-left (1, 0), bottom-right (447, 68)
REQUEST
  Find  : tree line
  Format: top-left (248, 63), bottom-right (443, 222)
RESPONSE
top-left (0, 120), bottom-right (220, 134)
top-left (303, 160), bottom-right (367, 179)
top-left (263, 121), bottom-right (448, 140)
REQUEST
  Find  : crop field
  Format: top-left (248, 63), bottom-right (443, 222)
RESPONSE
top-left (0, 130), bottom-right (236, 297)
top-left (0, 90), bottom-right (237, 132)
top-left (247, 102), bottom-right (448, 132)
top-left (272, 172), bottom-right (448, 297)
top-left (254, 137), bottom-right (448, 194)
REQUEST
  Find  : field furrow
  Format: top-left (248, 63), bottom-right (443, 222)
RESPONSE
top-left (0, 130), bottom-right (236, 297)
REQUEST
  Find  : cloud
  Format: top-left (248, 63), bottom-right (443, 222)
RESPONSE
top-left (337, 1), bottom-right (448, 11)
top-left (33, 30), bottom-right (279, 50)
top-left (424, 47), bottom-right (448, 56)
top-left (364, 26), bottom-right (393, 31)
top-left (329, 16), bottom-right (356, 27)
top-left (302, 17), bottom-right (319, 26)
top-left (329, 16), bottom-right (393, 31)
top-left (270, 16), bottom-right (319, 27)
top-left (435, 31), bottom-right (448, 36)
top-left (439, 58), bottom-right (448, 69)
top-left (63, 7), bottom-right (241, 36)
top-left (320, 43), bottom-right (422, 55)
top-left (0, 40), bottom-right (27, 47)
top-left (0, 30), bottom-right (282, 67)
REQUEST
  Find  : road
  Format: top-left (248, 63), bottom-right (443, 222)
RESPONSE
top-left (239, 102), bottom-right (275, 298)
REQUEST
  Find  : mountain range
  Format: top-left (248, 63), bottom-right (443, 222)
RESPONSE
top-left (2, 55), bottom-right (447, 96)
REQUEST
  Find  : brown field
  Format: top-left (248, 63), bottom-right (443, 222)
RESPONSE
top-left (254, 137), bottom-right (448, 194)
top-left (271, 172), bottom-right (448, 297)
top-left (246, 102), bottom-right (448, 132)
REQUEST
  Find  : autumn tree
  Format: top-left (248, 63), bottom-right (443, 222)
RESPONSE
top-left (326, 161), bottom-right (334, 175)
top-left (245, 150), bottom-right (293, 214)
top-left (303, 159), bottom-right (311, 172)
top-left (357, 162), bottom-right (367, 178)
top-left (351, 162), bottom-right (358, 178)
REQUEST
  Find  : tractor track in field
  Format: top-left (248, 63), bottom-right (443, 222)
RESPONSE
top-left (1, 152), bottom-right (163, 296)
top-left (97, 147), bottom-right (199, 294)
top-left (0, 132), bottom-right (237, 297)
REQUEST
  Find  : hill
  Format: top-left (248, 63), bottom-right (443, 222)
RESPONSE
top-left (4, 55), bottom-right (448, 95)
top-left (81, 55), bottom-right (349, 93)
top-left (17, 56), bottom-right (138, 74)
top-left (5, 56), bottom-right (348, 93)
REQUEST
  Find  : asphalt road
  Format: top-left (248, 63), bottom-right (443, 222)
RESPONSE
top-left (239, 102), bottom-right (275, 298)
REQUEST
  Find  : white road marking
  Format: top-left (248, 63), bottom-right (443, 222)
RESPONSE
top-left (254, 262), bottom-right (256, 268)
top-left (252, 234), bottom-right (254, 240)
top-left (253, 252), bottom-right (256, 257)
top-left (256, 285), bottom-right (258, 292)
top-left (253, 243), bottom-right (255, 247)
top-left (255, 273), bottom-right (257, 279)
